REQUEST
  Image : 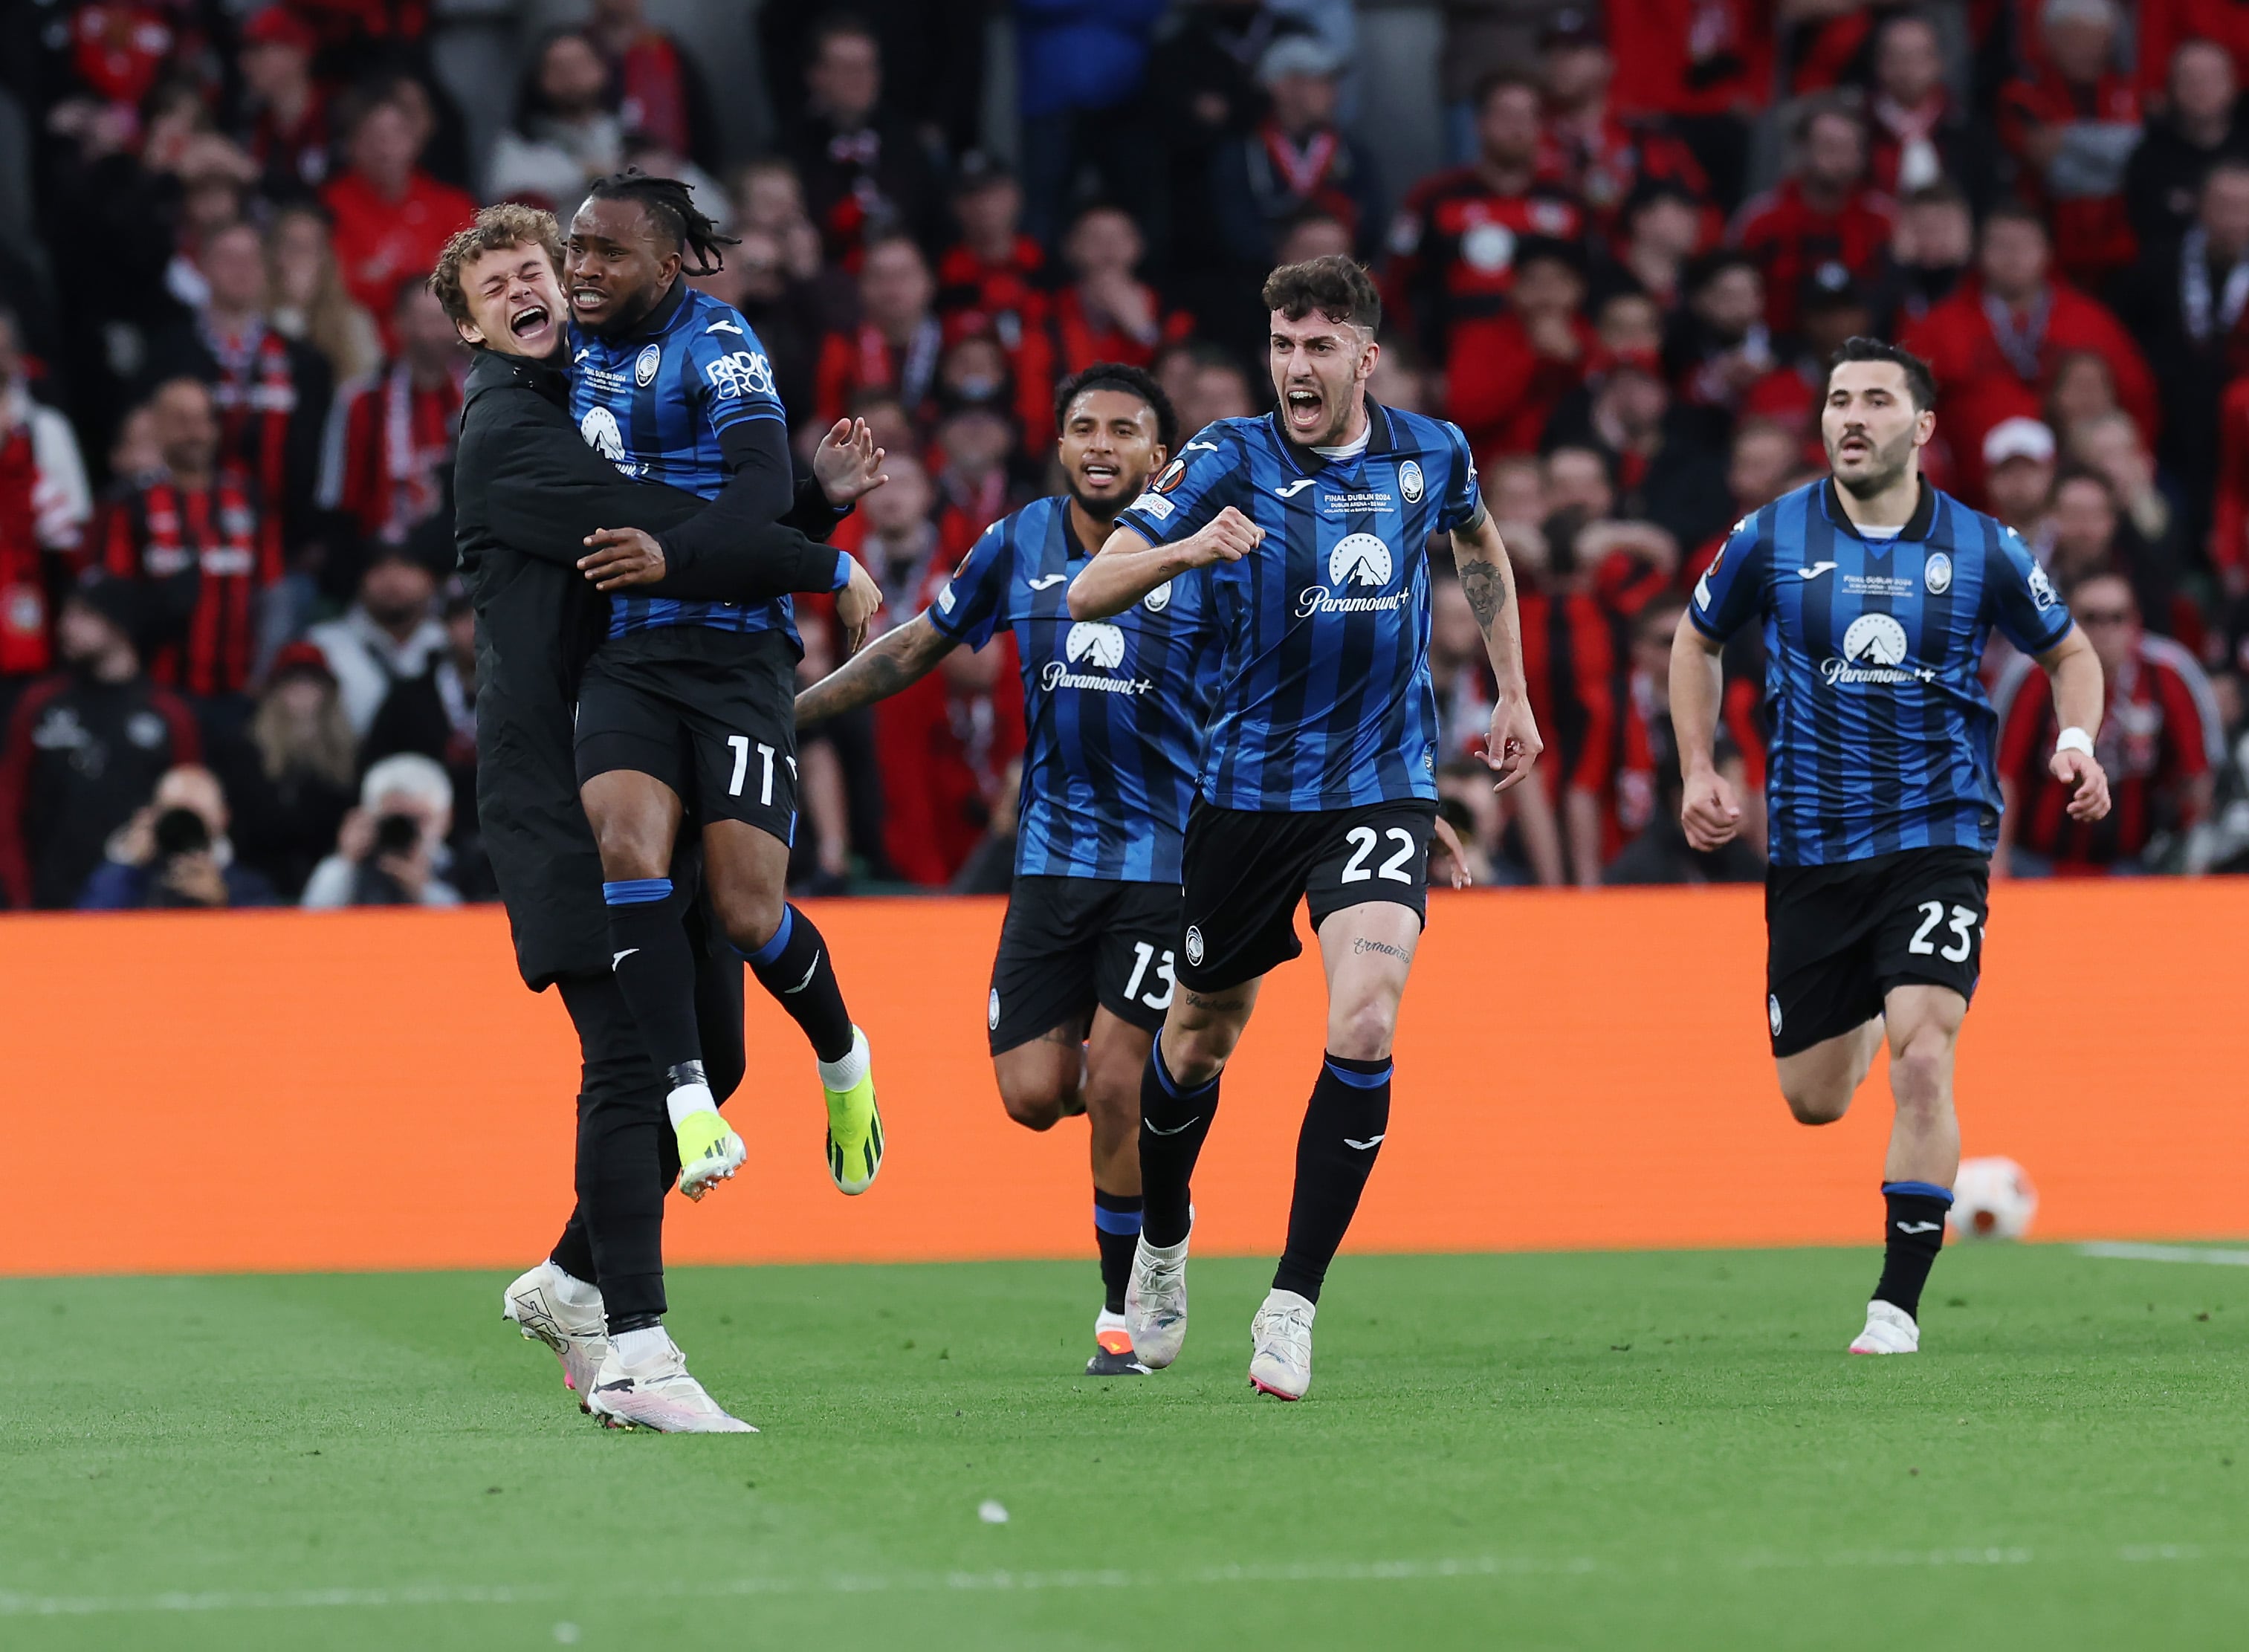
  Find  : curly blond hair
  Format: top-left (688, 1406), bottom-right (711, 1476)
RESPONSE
top-left (427, 203), bottom-right (563, 331)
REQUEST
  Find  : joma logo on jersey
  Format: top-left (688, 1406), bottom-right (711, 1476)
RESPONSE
top-left (703, 350), bottom-right (774, 400)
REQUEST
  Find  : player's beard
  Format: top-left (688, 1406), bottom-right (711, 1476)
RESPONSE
top-left (1830, 425), bottom-right (1918, 499)
top-left (595, 275), bottom-right (668, 337)
top-left (1065, 473), bottom-right (1136, 525)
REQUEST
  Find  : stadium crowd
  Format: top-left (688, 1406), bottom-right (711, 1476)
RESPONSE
top-left (2, 0), bottom-right (2248, 912)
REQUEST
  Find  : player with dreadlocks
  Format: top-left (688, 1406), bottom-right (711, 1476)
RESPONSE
top-left (562, 169), bottom-right (887, 1284)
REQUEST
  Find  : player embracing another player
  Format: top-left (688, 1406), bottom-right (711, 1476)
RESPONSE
top-left (1670, 337), bottom-right (2111, 1355)
top-left (1070, 256), bottom-right (1538, 1400)
top-left (795, 363), bottom-right (1217, 1376)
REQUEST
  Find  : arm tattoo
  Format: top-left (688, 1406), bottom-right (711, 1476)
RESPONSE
top-left (1457, 558), bottom-right (1507, 632)
top-left (794, 619), bottom-right (954, 726)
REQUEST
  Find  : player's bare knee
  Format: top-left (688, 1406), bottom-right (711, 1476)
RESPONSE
top-left (1326, 998), bottom-right (1397, 1063)
top-left (1159, 1032), bottom-right (1228, 1089)
top-left (1781, 1078), bottom-right (1851, 1126)
top-left (999, 1086), bottom-right (1064, 1132)
top-left (1889, 1039), bottom-right (1953, 1110)
top-left (715, 887), bottom-right (785, 953)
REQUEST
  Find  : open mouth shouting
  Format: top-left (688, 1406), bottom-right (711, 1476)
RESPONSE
top-left (1283, 383), bottom-right (1327, 438)
top-left (1077, 456), bottom-right (1122, 494)
top-left (508, 298), bottom-right (556, 354)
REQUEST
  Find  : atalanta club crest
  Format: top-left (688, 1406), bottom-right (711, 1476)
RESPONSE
top-left (635, 344), bottom-right (661, 386)
top-left (1399, 460), bottom-right (1424, 504)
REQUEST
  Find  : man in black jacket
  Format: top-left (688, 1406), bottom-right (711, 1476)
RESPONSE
top-left (440, 203), bottom-right (882, 1433)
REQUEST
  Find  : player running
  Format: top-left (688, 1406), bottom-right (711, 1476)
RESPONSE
top-left (1670, 337), bottom-right (2111, 1355)
top-left (1069, 256), bottom-right (1539, 1400)
top-left (563, 170), bottom-right (885, 1206)
top-left (794, 364), bottom-right (1218, 1377)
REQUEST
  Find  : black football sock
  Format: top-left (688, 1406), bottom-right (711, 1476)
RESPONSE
top-left (1272, 1054), bottom-right (1393, 1304)
top-left (1139, 1032), bottom-right (1221, 1248)
top-left (603, 878), bottom-right (705, 1081)
top-left (744, 904), bottom-right (855, 1063)
top-left (1093, 1189), bottom-right (1144, 1315)
top-left (1874, 1180), bottom-right (1953, 1320)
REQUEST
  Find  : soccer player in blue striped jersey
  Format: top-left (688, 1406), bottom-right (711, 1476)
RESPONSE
top-left (1671, 337), bottom-right (2113, 1355)
top-left (1069, 256), bottom-right (1541, 1400)
top-left (563, 171), bottom-right (888, 1217)
top-left (795, 364), bottom-right (1220, 1376)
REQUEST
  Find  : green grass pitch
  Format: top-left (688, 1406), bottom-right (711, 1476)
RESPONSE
top-left (5, 1245), bottom-right (2247, 1651)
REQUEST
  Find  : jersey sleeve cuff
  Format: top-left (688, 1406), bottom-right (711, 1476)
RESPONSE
top-left (1114, 508), bottom-right (1168, 544)
top-left (1687, 604), bottom-right (1729, 642)
top-left (829, 550), bottom-right (851, 593)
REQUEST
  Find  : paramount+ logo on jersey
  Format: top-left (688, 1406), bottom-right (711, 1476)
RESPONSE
top-left (1822, 612), bottom-right (1937, 687)
top-left (1297, 532), bottom-right (1414, 618)
top-left (1042, 621), bottom-right (1154, 696)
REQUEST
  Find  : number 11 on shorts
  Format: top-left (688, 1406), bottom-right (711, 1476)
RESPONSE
top-left (728, 735), bottom-right (775, 804)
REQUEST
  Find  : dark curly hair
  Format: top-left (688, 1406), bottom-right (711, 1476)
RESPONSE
top-left (1053, 362), bottom-right (1179, 454)
top-left (583, 168), bottom-right (739, 276)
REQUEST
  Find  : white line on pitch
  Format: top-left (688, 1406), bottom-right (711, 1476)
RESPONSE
top-left (0, 1546), bottom-right (2230, 1619)
top-left (2080, 1243), bottom-right (2249, 1267)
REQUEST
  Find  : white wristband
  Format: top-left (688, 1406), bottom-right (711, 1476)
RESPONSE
top-left (2056, 726), bottom-right (2094, 758)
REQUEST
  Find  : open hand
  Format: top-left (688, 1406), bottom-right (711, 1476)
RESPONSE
top-left (813, 418), bottom-right (889, 508)
top-left (579, 527), bottom-right (665, 590)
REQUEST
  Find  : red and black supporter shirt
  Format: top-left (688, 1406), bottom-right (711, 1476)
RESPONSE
top-left (99, 472), bottom-right (282, 697)
top-left (1730, 180), bottom-right (1897, 336)
top-left (1386, 169), bottom-right (1585, 363)
top-left (317, 362), bottom-right (465, 549)
top-left (1994, 638), bottom-right (2221, 868)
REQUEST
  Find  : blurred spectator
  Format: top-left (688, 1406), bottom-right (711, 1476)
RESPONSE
top-left (321, 92), bottom-right (477, 345)
top-left (79, 761), bottom-right (276, 909)
top-left (1611, 181), bottom-right (1705, 310)
top-left (1277, 208), bottom-right (1355, 267)
top-left (2122, 158), bottom-right (2249, 521)
top-left (931, 402), bottom-right (1025, 558)
top-left (1389, 71), bottom-right (1585, 369)
top-left (0, 576), bottom-right (198, 910)
top-left (1982, 417), bottom-right (2059, 537)
top-left (0, 307), bottom-right (92, 695)
top-left (1732, 99), bottom-right (1897, 338)
top-left (2044, 346), bottom-right (2125, 436)
top-left (937, 155), bottom-right (1047, 357)
top-left (235, 7), bottom-right (329, 204)
top-left (815, 233), bottom-right (944, 430)
top-left (2036, 469), bottom-right (2178, 636)
top-left (732, 158), bottom-right (829, 285)
top-left (1864, 10), bottom-right (1996, 208)
top-left (787, 14), bottom-right (945, 265)
top-left (1211, 36), bottom-right (1382, 271)
top-left (210, 641), bottom-right (355, 901)
top-left (1877, 181), bottom-right (1976, 332)
top-left (1543, 354), bottom-right (1731, 550)
top-left (1168, 343), bottom-right (1263, 435)
top-left (1996, 568), bottom-right (2219, 874)
top-left (1602, 0), bottom-right (1765, 204)
top-left (585, 0), bottom-right (721, 175)
top-left (763, 0), bottom-right (987, 163)
top-left (308, 543), bottom-right (443, 737)
top-left (488, 33), bottom-right (624, 210)
top-left (1533, 11), bottom-right (1713, 224)
top-left (302, 751), bottom-right (462, 908)
top-left (2140, 0), bottom-right (2249, 97)
top-left (1666, 249), bottom-right (1776, 415)
top-left (2124, 39), bottom-right (2249, 252)
top-left (1447, 239), bottom-right (1593, 461)
top-left (1012, 0), bottom-right (1167, 247)
top-left (2210, 372), bottom-right (2249, 592)
top-left (1039, 206), bottom-right (1195, 380)
top-left (1685, 417), bottom-right (1801, 583)
top-left (265, 204), bottom-right (384, 389)
top-left (95, 377), bottom-right (282, 707)
top-left (317, 280), bottom-right (465, 574)
top-left (1603, 597), bottom-right (1764, 884)
top-left (2069, 409), bottom-right (2187, 629)
top-left (144, 219), bottom-right (333, 556)
top-left (876, 615), bottom-right (1027, 887)
top-left (1428, 569), bottom-right (1496, 764)
top-left (362, 585), bottom-right (484, 894)
top-left (1997, 0), bottom-right (2142, 290)
top-left (1901, 203), bottom-right (2157, 502)
top-left (1151, 0), bottom-right (1310, 273)
top-left (1512, 506), bottom-right (1617, 885)
top-left (845, 451), bottom-right (942, 614)
top-left (697, 223), bottom-right (824, 431)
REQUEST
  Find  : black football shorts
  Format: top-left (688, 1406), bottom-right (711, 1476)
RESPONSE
top-left (1764, 846), bottom-right (1990, 1057)
top-left (575, 626), bottom-right (799, 844)
top-left (986, 875), bottom-right (1184, 1054)
top-left (1175, 798), bottom-right (1437, 993)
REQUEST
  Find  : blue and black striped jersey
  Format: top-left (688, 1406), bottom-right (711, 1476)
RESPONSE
top-left (930, 495), bottom-right (1219, 883)
top-left (1113, 402), bottom-right (1481, 813)
top-left (569, 285), bottom-right (791, 641)
top-left (1690, 478), bottom-right (2076, 867)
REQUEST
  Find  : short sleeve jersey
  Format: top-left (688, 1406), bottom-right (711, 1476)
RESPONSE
top-left (1113, 402), bottom-right (1483, 813)
top-left (569, 284), bottom-right (792, 641)
top-left (1689, 478), bottom-right (2075, 866)
top-left (928, 494), bottom-right (1220, 882)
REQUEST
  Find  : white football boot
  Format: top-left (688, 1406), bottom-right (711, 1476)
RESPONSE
top-left (1848, 1299), bottom-right (1920, 1355)
top-left (1124, 1211), bottom-right (1192, 1370)
top-left (585, 1329), bottom-right (757, 1433)
top-left (502, 1261), bottom-right (607, 1408)
top-left (1248, 1289), bottom-right (1318, 1400)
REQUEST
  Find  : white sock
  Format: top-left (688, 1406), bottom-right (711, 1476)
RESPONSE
top-left (1140, 1230), bottom-right (1188, 1261)
top-left (548, 1266), bottom-right (601, 1309)
top-left (613, 1325), bottom-right (670, 1366)
top-left (816, 1026), bottom-right (869, 1092)
top-left (665, 1081), bottom-right (718, 1130)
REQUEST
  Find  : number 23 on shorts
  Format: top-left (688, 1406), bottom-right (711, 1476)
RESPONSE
top-left (1906, 899), bottom-right (1981, 964)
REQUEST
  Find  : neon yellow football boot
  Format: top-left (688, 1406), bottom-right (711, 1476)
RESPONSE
top-left (822, 1026), bottom-right (883, 1195)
